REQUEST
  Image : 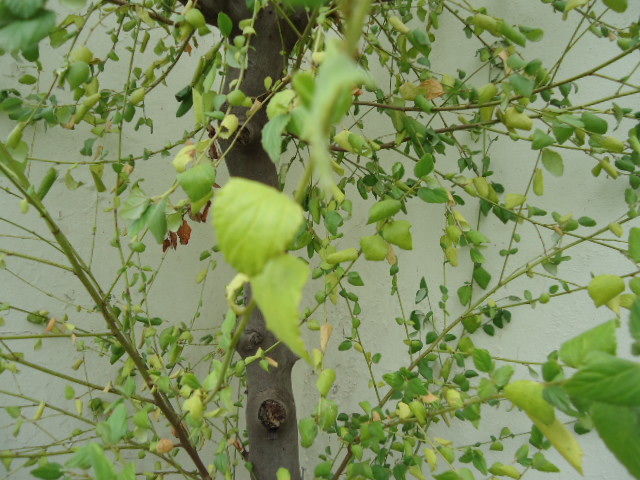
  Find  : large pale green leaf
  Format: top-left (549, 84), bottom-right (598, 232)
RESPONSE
top-left (592, 403), bottom-right (640, 478)
top-left (531, 417), bottom-right (583, 474)
top-left (252, 254), bottom-right (310, 362)
top-left (504, 380), bottom-right (555, 425)
top-left (213, 178), bottom-right (304, 276)
top-left (559, 320), bottom-right (617, 368)
top-left (564, 353), bottom-right (640, 405)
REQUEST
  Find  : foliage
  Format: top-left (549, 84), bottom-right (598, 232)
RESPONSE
top-left (0, 0), bottom-right (640, 479)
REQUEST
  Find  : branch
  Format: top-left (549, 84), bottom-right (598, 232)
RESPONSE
top-left (102, 0), bottom-right (175, 25)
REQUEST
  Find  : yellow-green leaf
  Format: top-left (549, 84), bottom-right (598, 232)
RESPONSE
top-left (504, 380), bottom-right (555, 425)
top-left (588, 274), bottom-right (625, 307)
top-left (252, 255), bottom-right (310, 362)
top-left (213, 178), bottom-right (304, 276)
top-left (531, 417), bottom-right (583, 474)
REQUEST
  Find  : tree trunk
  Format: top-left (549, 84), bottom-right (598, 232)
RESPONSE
top-left (188, 1), bottom-right (308, 478)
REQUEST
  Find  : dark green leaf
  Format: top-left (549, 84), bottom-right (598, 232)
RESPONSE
top-left (592, 402), bottom-right (640, 478)
top-left (30, 463), bottom-right (63, 480)
top-left (217, 12), bottom-right (232, 37)
top-left (473, 265), bottom-right (491, 289)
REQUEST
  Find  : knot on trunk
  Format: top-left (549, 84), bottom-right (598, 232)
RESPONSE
top-left (258, 399), bottom-right (287, 439)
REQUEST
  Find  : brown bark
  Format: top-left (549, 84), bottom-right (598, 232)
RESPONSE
top-left (187, 1), bottom-right (309, 478)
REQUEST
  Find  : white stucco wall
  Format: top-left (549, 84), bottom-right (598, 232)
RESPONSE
top-left (1, 1), bottom-right (639, 479)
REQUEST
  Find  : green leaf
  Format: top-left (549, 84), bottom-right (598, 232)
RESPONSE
top-left (602, 0), bottom-right (628, 12)
top-left (581, 112), bottom-right (608, 134)
top-left (630, 299), bottom-right (640, 344)
top-left (509, 74), bottom-right (535, 98)
top-left (564, 353), bottom-right (640, 406)
top-left (473, 349), bottom-right (495, 373)
top-left (505, 193), bottom-right (526, 209)
top-left (367, 199), bottom-right (401, 223)
top-left (120, 187), bottom-right (149, 221)
top-left (0, 141), bottom-right (29, 188)
top-left (59, 0), bottom-right (87, 8)
top-left (316, 369), bottom-right (336, 397)
top-left (30, 463), bottom-right (63, 480)
top-left (299, 417), bottom-right (318, 448)
top-left (106, 403), bottom-right (128, 443)
top-left (213, 178), bottom-right (304, 276)
top-left (262, 114), bottom-right (290, 163)
top-left (532, 453), bottom-right (560, 472)
top-left (592, 403), bottom-right (640, 478)
top-left (5, 0), bottom-right (44, 19)
top-left (414, 154), bottom-right (434, 178)
top-left (381, 220), bottom-right (413, 250)
top-left (217, 12), bottom-right (232, 37)
top-left (417, 187), bottom-right (449, 203)
top-left (88, 443), bottom-right (116, 480)
top-left (458, 285), bottom-right (472, 306)
top-left (628, 227), bottom-right (640, 262)
top-left (504, 380), bottom-right (555, 425)
top-left (147, 198), bottom-right (167, 244)
top-left (531, 129), bottom-right (555, 150)
top-left (326, 248), bottom-right (359, 264)
top-left (282, 0), bottom-right (330, 6)
top-left (488, 463), bottom-right (521, 479)
top-left (178, 163), bottom-right (216, 203)
top-left (541, 149), bottom-right (564, 177)
top-left (473, 265), bottom-right (491, 289)
top-left (360, 235), bottom-right (388, 261)
top-left (252, 255), bottom-right (310, 362)
top-left (588, 274), bottom-right (625, 307)
top-left (0, 8), bottom-right (55, 53)
top-left (531, 417), bottom-right (583, 474)
top-left (559, 320), bottom-right (617, 368)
